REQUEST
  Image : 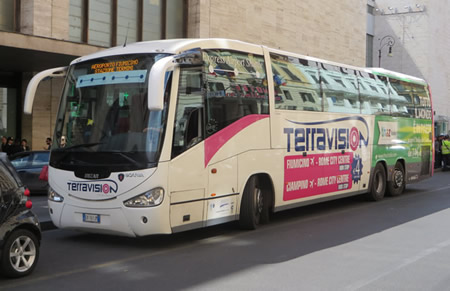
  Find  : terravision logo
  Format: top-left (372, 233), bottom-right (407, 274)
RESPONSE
top-left (67, 179), bottom-right (118, 194)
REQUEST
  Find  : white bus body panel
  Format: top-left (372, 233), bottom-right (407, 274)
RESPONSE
top-left (204, 116), bottom-right (271, 219)
top-left (168, 142), bottom-right (207, 232)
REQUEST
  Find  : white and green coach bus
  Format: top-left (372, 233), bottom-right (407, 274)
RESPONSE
top-left (24, 39), bottom-right (433, 237)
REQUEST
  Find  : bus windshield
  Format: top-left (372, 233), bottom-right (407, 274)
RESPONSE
top-left (51, 53), bottom-right (170, 172)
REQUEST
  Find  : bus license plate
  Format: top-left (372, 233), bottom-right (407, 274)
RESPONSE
top-left (82, 213), bottom-right (100, 223)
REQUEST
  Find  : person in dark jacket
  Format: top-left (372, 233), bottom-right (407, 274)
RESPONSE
top-left (1, 136), bottom-right (6, 152)
top-left (5, 137), bottom-right (15, 156)
top-left (19, 139), bottom-right (30, 152)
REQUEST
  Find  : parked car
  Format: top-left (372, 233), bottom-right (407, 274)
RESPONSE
top-left (9, 151), bottom-right (50, 195)
top-left (0, 152), bottom-right (41, 278)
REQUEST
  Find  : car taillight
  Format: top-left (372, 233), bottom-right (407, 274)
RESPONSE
top-left (26, 200), bottom-right (32, 209)
top-left (24, 188), bottom-right (30, 197)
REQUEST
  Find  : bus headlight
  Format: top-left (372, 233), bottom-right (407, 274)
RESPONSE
top-left (123, 188), bottom-right (164, 207)
top-left (48, 187), bottom-right (64, 202)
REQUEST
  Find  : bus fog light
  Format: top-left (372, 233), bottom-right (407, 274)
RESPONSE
top-left (48, 187), bottom-right (64, 202)
top-left (124, 188), bottom-right (164, 207)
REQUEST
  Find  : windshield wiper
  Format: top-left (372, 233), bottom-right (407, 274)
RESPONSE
top-left (57, 142), bottom-right (104, 152)
top-left (109, 151), bottom-right (146, 168)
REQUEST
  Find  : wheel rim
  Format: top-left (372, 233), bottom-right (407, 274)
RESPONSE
top-left (393, 169), bottom-right (404, 189)
top-left (9, 235), bottom-right (36, 273)
top-left (254, 188), bottom-right (263, 216)
top-left (375, 172), bottom-right (383, 193)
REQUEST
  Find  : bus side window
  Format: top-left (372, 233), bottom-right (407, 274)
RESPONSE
top-left (270, 53), bottom-right (321, 112)
top-left (172, 68), bottom-right (204, 158)
top-left (204, 49), bottom-right (268, 137)
top-left (389, 79), bottom-right (415, 118)
top-left (358, 71), bottom-right (390, 115)
top-left (322, 65), bottom-right (359, 114)
top-left (411, 83), bottom-right (432, 119)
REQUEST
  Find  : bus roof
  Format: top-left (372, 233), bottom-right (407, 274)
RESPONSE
top-left (71, 38), bottom-right (264, 65)
top-left (71, 38), bottom-right (428, 86)
top-left (367, 67), bottom-right (427, 85)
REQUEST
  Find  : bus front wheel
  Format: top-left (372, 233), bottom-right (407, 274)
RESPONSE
top-left (239, 176), bottom-right (268, 230)
top-left (387, 162), bottom-right (405, 196)
top-left (367, 163), bottom-right (386, 201)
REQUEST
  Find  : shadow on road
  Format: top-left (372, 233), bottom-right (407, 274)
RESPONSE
top-left (5, 173), bottom-right (450, 290)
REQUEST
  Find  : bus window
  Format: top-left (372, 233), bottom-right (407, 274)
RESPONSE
top-left (321, 64), bottom-right (359, 113)
top-left (172, 68), bottom-right (204, 158)
top-left (270, 53), bottom-right (321, 112)
top-left (389, 79), bottom-right (415, 117)
top-left (411, 83), bottom-right (432, 119)
top-left (358, 71), bottom-right (389, 115)
top-left (203, 50), bottom-right (268, 137)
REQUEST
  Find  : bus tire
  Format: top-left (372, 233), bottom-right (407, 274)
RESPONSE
top-left (239, 176), bottom-right (266, 230)
top-left (387, 162), bottom-right (405, 196)
top-left (367, 163), bottom-right (386, 201)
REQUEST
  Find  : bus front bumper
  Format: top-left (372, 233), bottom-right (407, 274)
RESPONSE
top-left (48, 200), bottom-right (172, 237)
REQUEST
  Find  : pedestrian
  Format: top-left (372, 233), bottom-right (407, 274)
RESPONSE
top-left (60, 136), bottom-right (66, 148)
top-left (5, 137), bottom-right (15, 156)
top-left (435, 134), bottom-right (443, 169)
top-left (44, 137), bottom-right (52, 150)
top-left (19, 139), bottom-right (30, 152)
top-left (1, 136), bottom-right (6, 152)
top-left (442, 135), bottom-right (450, 171)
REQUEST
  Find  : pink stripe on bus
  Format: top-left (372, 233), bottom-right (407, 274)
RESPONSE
top-left (204, 114), bottom-right (269, 167)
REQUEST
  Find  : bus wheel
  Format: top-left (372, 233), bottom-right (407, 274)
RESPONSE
top-left (387, 162), bottom-right (405, 196)
top-left (239, 176), bottom-right (266, 230)
top-left (367, 163), bottom-right (386, 201)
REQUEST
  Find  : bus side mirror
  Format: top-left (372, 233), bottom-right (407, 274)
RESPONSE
top-left (24, 67), bottom-right (67, 114)
top-left (148, 49), bottom-right (203, 111)
top-left (148, 56), bottom-right (175, 111)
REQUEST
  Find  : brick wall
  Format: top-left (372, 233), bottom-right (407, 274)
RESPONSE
top-left (188, 0), bottom-right (367, 67)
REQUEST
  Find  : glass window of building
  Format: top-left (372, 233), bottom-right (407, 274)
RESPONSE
top-left (0, 0), bottom-right (14, 32)
top-left (69, 0), bottom-right (84, 42)
top-left (143, 0), bottom-right (161, 41)
top-left (88, 0), bottom-right (112, 47)
top-left (0, 88), bottom-right (17, 140)
top-left (117, 0), bottom-right (138, 45)
top-left (166, 0), bottom-right (184, 39)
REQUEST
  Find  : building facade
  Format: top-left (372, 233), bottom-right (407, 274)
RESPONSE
top-left (0, 0), bottom-right (367, 149)
top-left (371, 0), bottom-right (450, 135)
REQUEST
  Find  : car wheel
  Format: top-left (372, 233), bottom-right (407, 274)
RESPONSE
top-left (0, 229), bottom-right (40, 278)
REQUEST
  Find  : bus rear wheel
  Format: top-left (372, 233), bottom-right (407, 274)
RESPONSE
top-left (239, 176), bottom-right (268, 230)
top-left (366, 163), bottom-right (386, 201)
top-left (387, 162), bottom-right (405, 196)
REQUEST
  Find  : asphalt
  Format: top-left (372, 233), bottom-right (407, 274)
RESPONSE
top-left (30, 195), bottom-right (56, 232)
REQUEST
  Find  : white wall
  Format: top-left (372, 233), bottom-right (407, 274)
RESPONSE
top-left (373, 0), bottom-right (450, 131)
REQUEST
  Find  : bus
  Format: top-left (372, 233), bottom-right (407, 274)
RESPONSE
top-left (24, 39), bottom-right (433, 237)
